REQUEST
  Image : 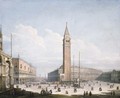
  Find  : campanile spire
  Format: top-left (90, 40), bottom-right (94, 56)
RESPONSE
top-left (64, 22), bottom-right (70, 36)
top-left (63, 23), bottom-right (71, 81)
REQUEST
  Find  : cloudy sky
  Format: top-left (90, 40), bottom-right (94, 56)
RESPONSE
top-left (1, 0), bottom-right (120, 76)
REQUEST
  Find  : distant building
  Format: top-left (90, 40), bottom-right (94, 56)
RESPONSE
top-left (12, 58), bottom-right (36, 84)
top-left (48, 66), bottom-right (102, 82)
top-left (48, 23), bottom-right (102, 82)
top-left (97, 72), bottom-right (111, 82)
top-left (97, 70), bottom-right (120, 83)
top-left (48, 69), bottom-right (59, 82)
top-left (111, 70), bottom-right (120, 82)
top-left (71, 66), bottom-right (102, 81)
top-left (0, 27), bottom-right (14, 91)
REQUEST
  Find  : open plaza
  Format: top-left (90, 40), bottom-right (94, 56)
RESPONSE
top-left (1, 1), bottom-right (120, 98)
top-left (16, 80), bottom-right (120, 96)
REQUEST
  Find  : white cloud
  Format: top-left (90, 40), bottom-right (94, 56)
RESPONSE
top-left (14, 24), bottom-right (45, 47)
top-left (4, 24), bottom-right (120, 75)
top-left (71, 38), bottom-right (120, 71)
top-left (8, 24), bottom-right (63, 75)
top-left (3, 35), bottom-right (11, 42)
top-left (44, 29), bottom-right (63, 58)
top-left (72, 39), bottom-right (102, 59)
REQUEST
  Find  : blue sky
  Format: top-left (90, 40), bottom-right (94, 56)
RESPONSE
top-left (1, 0), bottom-right (120, 76)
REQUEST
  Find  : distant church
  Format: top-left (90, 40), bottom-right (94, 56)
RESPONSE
top-left (48, 24), bottom-right (102, 82)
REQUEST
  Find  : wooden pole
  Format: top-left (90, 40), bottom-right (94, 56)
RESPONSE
top-left (78, 51), bottom-right (80, 87)
top-left (73, 55), bottom-right (75, 85)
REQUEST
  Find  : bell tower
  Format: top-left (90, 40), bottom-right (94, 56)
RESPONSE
top-left (63, 23), bottom-right (71, 81)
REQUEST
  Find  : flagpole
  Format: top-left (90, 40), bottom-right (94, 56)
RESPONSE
top-left (78, 51), bottom-right (80, 88)
top-left (11, 33), bottom-right (12, 58)
top-left (10, 33), bottom-right (13, 88)
top-left (73, 55), bottom-right (75, 85)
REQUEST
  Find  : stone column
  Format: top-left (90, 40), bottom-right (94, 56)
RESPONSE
top-left (6, 59), bottom-right (14, 89)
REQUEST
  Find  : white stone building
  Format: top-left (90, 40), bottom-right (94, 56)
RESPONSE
top-left (12, 58), bottom-right (36, 84)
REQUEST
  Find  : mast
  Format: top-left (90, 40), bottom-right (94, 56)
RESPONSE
top-left (11, 33), bottom-right (12, 58)
top-left (73, 55), bottom-right (75, 83)
top-left (9, 33), bottom-right (13, 88)
top-left (78, 51), bottom-right (80, 87)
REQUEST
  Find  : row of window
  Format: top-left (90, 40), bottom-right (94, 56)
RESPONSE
top-left (15, 64), bottom-right (32, 72)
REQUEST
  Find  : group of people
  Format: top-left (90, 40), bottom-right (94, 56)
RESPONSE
top-left (18, 81), bottom-right (120, 96)
top-left (40, 89), bottom-right (52, 95)
top-left (83, 91), bottom-right (92, 96)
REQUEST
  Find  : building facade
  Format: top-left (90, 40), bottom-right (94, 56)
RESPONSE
top-left (48, 66), bottom-right (102, 82)
top-left (71, 66), bottom-right (102, 81)
top-left (12, 58), bottom-right (36, 84)
top-left (97, 72), bottom-right (111, 82)
top-left (111, 70), bottom-right (120, 83)
top-left (48, 69), bottom-right (59, 82)
top-left (0, 27), bottom-right (14, 91)
top-left (97, 70), bottom-right (120, 83)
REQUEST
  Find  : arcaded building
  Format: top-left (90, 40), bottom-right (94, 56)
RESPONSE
top-left (97, 70), bottom-right (120, 83)
top-left (111, 70), bottom-right (120, 83)
top-left (48, 24), bottom-right (102, 82)
top-left (0, 27), bottom-right (14, 91)
top-left (71, 66), bottom-right (102, 81)
top-left (48, 66), bottom-right (102, 82)
top-left (12, 58), bottom-right (36, 84)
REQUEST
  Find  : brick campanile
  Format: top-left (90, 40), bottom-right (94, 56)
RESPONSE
top-left (63, 23), bottom-right (71, 81)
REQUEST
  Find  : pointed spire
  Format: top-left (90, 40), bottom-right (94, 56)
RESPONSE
top-left (64, 22), bottom-right (70, 36)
